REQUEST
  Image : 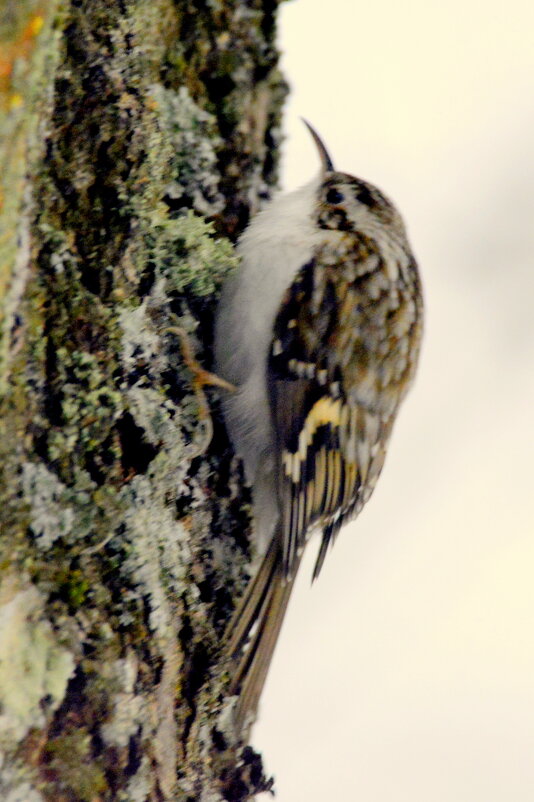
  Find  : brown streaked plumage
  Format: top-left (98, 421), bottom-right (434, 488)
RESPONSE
top-left (216, 123), bottom-right (423, 733)
top-left (269, 226), bottom-right (422, 580)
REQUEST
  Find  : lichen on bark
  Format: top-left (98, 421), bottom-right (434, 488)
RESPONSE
top-left (0, 1), bottom-right (288, 799)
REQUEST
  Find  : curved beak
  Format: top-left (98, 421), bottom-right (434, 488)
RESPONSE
top-left (301, 119), bottom-right (334, 173)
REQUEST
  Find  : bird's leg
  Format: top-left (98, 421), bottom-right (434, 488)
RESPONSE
top-left (165, 325), bottom-right (236, 457)
top-left (166, 325), bottom-right (236, 393)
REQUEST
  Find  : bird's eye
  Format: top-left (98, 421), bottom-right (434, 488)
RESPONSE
top-left (326, 188), bottom-right (344, 205)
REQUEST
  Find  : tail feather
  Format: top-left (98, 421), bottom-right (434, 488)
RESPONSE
top-left (226, 537), bottom-right (280, 660)
top-left (225, 534), bottom-right (300, 733)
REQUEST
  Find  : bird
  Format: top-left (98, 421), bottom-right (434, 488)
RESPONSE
top-left (214, 120), bottom-right (423, 732)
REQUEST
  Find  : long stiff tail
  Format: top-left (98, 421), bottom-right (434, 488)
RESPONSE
top-left (225, 535), bottom-right (300, 733)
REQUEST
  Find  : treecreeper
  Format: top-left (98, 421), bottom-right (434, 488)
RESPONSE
top-left (215, 121), bottom-right (423, 732)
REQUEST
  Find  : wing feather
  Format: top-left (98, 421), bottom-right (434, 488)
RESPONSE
top-left (268, 239), bottom-right (420, 579)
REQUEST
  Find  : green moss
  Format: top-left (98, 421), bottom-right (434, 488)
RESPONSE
top-left (44, 730), bottom-right (107, 801)
top-left (59, 568), bottom-right (90, 609)
top-left (47, 349), bottom-right (123, 458)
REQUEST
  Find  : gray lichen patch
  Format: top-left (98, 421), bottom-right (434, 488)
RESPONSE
top-left (118, 301), bottom-right (188, 462)
top-left (150, 84), bottom-right (224, 216)
top-left (124, 756), bottom-right (153, 802)
top-left (119, 302), bottom-right (164, 379)
top-left (163, 210), bottom-right (239, 296)
top-left (141, 208), bottom-right (239, 299)
top-left (99, 651), bottom-right (145, 748)
top-left (1, 779), bottom-right (44, 802)
top-left (118, 301), bottom-right (194, 490)
top-left (117, 229), bottom-right (235, 474)
top-left (120, 476), bottom-right (190, 635)
top-left (21, 462), bottom-right (75, 548)
top-left (0, 193), bottom-right (32, 395)
top-left (129, 385), bottom-right (181, 445)
top-left (0, 578), bottom-right (75, 747)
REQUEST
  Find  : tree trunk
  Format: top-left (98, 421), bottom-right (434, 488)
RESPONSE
top-left (0, 1), bottom-right (287, 799)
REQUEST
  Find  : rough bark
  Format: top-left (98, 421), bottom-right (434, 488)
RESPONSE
top-left (0, 1), bottom-right (287, 799)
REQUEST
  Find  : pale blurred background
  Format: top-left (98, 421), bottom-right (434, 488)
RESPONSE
top-left (253, 1), bottom-right (534, 799)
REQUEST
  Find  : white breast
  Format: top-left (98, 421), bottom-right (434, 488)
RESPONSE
top-left (215, 176), bottom-right (322, 486)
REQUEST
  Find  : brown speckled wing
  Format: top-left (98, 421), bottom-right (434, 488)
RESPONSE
top-left (268, 234), bottom-right (422, 579)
